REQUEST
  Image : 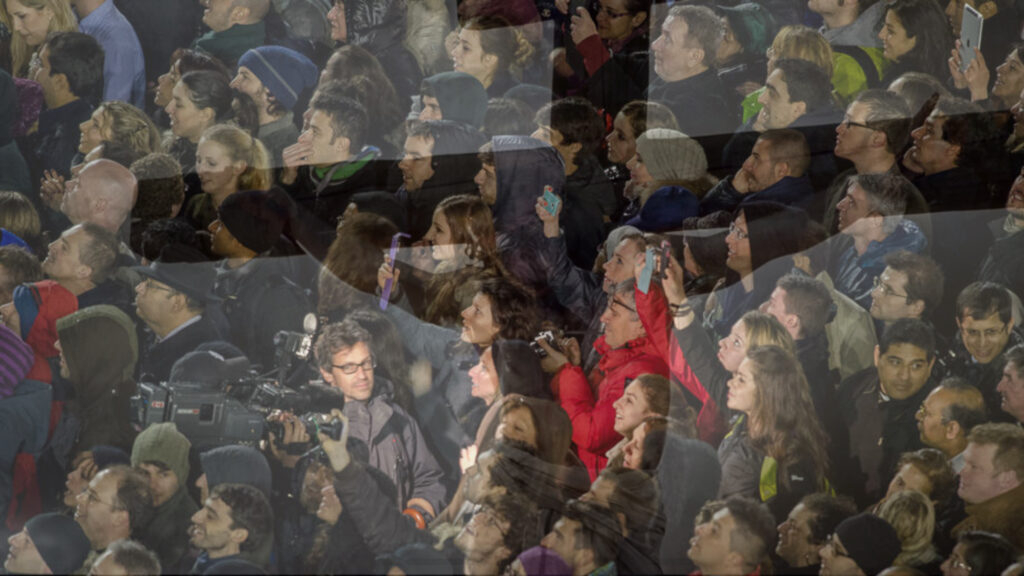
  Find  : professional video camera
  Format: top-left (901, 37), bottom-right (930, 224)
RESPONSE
top-left (273, 313), bottom-right (323, 387)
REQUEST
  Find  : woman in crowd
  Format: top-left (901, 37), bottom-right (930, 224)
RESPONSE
top-left (621, 129), bottom-right (713, 231)
top-left (0, 0), bottom-right (75, 78)
top-left (164, 70), bottom-right (258, 204)
top-left (377, 264), bottom-right (538, 478)
top-left (153, 49), bottom-right (230, 114)
top-left (76, 101), bottom-right (162, 162)
top-left (604, 100), bottom-right (678, 195)
top-left (879, 0), bottom-right (954, 84)
top-left (0, 191), bottom-right (42, 252)
top-left (318, 211), bottom-right (400, 318)
top-left (877, 489), bottom-right (944, 572)
top-left (452, 15), bottom-right (535, 98)
top-left (185, 123), bottom-right (272, 231)
top-left (714, 4), bottom-right (777, 112)
top-left (468, 340), bottom-right (550, 452)
top-left (231, 46), bottom-right (319, 167)
top-left (878, 448), bottom-right (958, 508)
top-left (941, 531), bottom-right (1021, 576)
top-left (607, 374), bottom-right (669, 466)
top-left (949, 43), bottom-right (1024, 111)
top-left (712, 346), bottom-right (829, 521)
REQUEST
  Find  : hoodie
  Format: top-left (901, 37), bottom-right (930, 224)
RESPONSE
top-left (490, 136), bottom-right (565, 295)
top-left (343, 0), bottom-right (422, 106)
top-left (420, 72), bottom-right (488, 129)
top-left (132, 423), bottom-right (198, 569)
top-left (56, 305), bottom-right (138, 454)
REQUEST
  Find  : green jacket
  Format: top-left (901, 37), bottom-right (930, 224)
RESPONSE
top-left (192, 22), bottom-right (266, 66)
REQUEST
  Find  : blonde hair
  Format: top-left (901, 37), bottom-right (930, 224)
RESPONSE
top-left (740, 310), bottom-right (797, 356)
top-left (770, 25), bottom-right (834, 79)
top-left (0, 191), bottom-right (41, 239)
top-left (97, 101), bottom-right (164, 157)
top-left (877, 490), bottom-right (941, 568)
top-left (198, 124), bottom-right (272, 191)
top-left (0, 0), bottom-right (77, 77)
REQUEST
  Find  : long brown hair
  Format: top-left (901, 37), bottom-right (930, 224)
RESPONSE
top-left (425, 195), bottom-right (510, 325)
top-left (745, 345), bottom-right (829, 489)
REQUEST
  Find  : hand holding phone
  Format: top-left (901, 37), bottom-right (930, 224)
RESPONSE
top-left (380, 232), bottom-right (411, 310)
top-left (959, 4), bottom-right (984, 72)
top-left (542, 185), bottom-right (561, 216)
top-left (637, 247), bottom-right (656, 294)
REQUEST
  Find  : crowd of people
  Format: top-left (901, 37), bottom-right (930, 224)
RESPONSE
top-left (0, 0), bottom-right (1023, 573)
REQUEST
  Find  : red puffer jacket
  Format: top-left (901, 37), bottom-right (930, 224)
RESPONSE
top-left (551, 329), bottom-right (669, 481)
top-left (634, 282), bottom-right (729, 446)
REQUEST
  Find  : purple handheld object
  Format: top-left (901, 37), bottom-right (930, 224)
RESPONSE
top-left (380, 232), bottom-right (411, 310)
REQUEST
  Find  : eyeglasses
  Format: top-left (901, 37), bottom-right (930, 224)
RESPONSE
top-left (872, 276), bottom-right (909, 299)
top-left (728, 222), bottom-right (749, 240)
top-left (608, 297), bottom-right (636, 315)
top-left (597, 5), bottom-right (631, 18)
top-left (840, 116), bottom-right (874, 130)
top-left (332, 355), bottom-right (376, 375)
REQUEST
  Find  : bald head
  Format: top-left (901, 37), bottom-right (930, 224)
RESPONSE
top-left (63, 159), bottom-right (137, 232)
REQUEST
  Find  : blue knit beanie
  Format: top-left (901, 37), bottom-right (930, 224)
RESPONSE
top-left (237, 46), bottom-right (318, 111)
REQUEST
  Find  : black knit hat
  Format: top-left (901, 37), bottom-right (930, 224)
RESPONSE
top-left (24, 513), bottom-right (92, 574)
top-left (834, 513), bottom-right (902, 575)
top-left (217, 189), bottom-right (290, 254)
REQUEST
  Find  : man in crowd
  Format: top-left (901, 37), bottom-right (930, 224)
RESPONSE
top-left (71, 0), bottom-right (146, 107)
top-left (948, 282), bottom-right (1024, 419)
top-left (417, 71), bottom-right (489, 130)
top-left (916, 377), bottom-right (988, 473)
top-left (60, 159), bottom-right (137, 239)
top-left (837, 318), bottom-right (938, 506)
top-left (88, 539), bottom-right (161, 576)
top-left (313, 319), bottom-right (446, 519)
top-left (702, 129), bottom-right (814, 216)
top-left (196, 445), bottom-right (272, 504)
top-left (809, 0), bottom-right (885, 47)
top-left (686, 497), bottom-right (776, 576)
top-left (42, 223), bottom-right (130, 310)
top-left (189, 483), bottom-right (274, 573)
top-left (281, 88), bottom-right (384, 256)
top-left (396, 119), bottom-right (488, 240)
top-left (27, 32), bottom-right (104, 228)
top-left (5, 512), bottom-right (92, 575)
top-left (208, 189), bottom-right (309, 364)
top-left (954, 423), bottom-right (1024, 549)
top-left (763, 274), bottom-right (845, 448)
top-left (454, 492), bottom-right (539, 576)
top-left (131, 422), bottom-right (198, 569)
top-left (647, 5), bottom-right (733, 141)
top-left (542, 280), bottom-right (669, 480)
top-left (75, 466), bottom-right (154, 572)
top-left (977, 166), bottom-right (1024, 292)
top-left (134, 256), bottom-right (222, 382)
top-left (541, 499), bottom-right (623, 576)
top-left (869, 250), bottom-right (944, 333)
top-left (826, 90), bottom-right (916, 234)
top-left (820, 513), bottom-right (903, 576)
top-left (192, 0), bottom-right (270, 67)
top-left (830, 172), bottom-right (926, 309)
top-left (997, 345), bottom-right (1024, 424)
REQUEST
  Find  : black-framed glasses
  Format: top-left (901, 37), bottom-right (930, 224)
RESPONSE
top-left (332, 355), bottom-right (376, 375)
top-left (138, 278), bottom-right (175, 294)
top-left (608, 297), bottom-right (636, 315)
top-left (841, 116), bottom-right (874, 130)
top-left (470, 504), bottom-right (509, 536)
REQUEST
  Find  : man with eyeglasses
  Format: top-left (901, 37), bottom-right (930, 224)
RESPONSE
top-left (74, 465), bottom-right (154, 573)
top-left (818, 513), bottom-right (901, 576)
top-left (915, 377), bottom-right (987, 474)
top-left (947, 282), bottom-right (1024, 421)
top-left (836, 318), bottom-right (939, 507)
top-left (133, 255), bottom-right (223, 382)
top-left (313, 319), bottom-right (446, 522)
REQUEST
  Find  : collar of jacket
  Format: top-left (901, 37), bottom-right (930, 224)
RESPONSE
top-left (593, 334), bottom-right (660, 374)
top-left (962, 481), bottom-right (1024, 531)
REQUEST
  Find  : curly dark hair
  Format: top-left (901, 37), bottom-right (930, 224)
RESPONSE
top-left (211, 483), bottom-right (274, 554)
top-left (476, 276), bottom-right (537, 342)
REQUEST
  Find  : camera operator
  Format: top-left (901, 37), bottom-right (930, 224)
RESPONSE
top-left (134, 254), bottom-right (223, 383)
top-left (301, 319), bottom-right (446, 523)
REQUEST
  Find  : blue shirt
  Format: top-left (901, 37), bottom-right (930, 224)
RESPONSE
top-left (78, 0), bottom-right (146, 108)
